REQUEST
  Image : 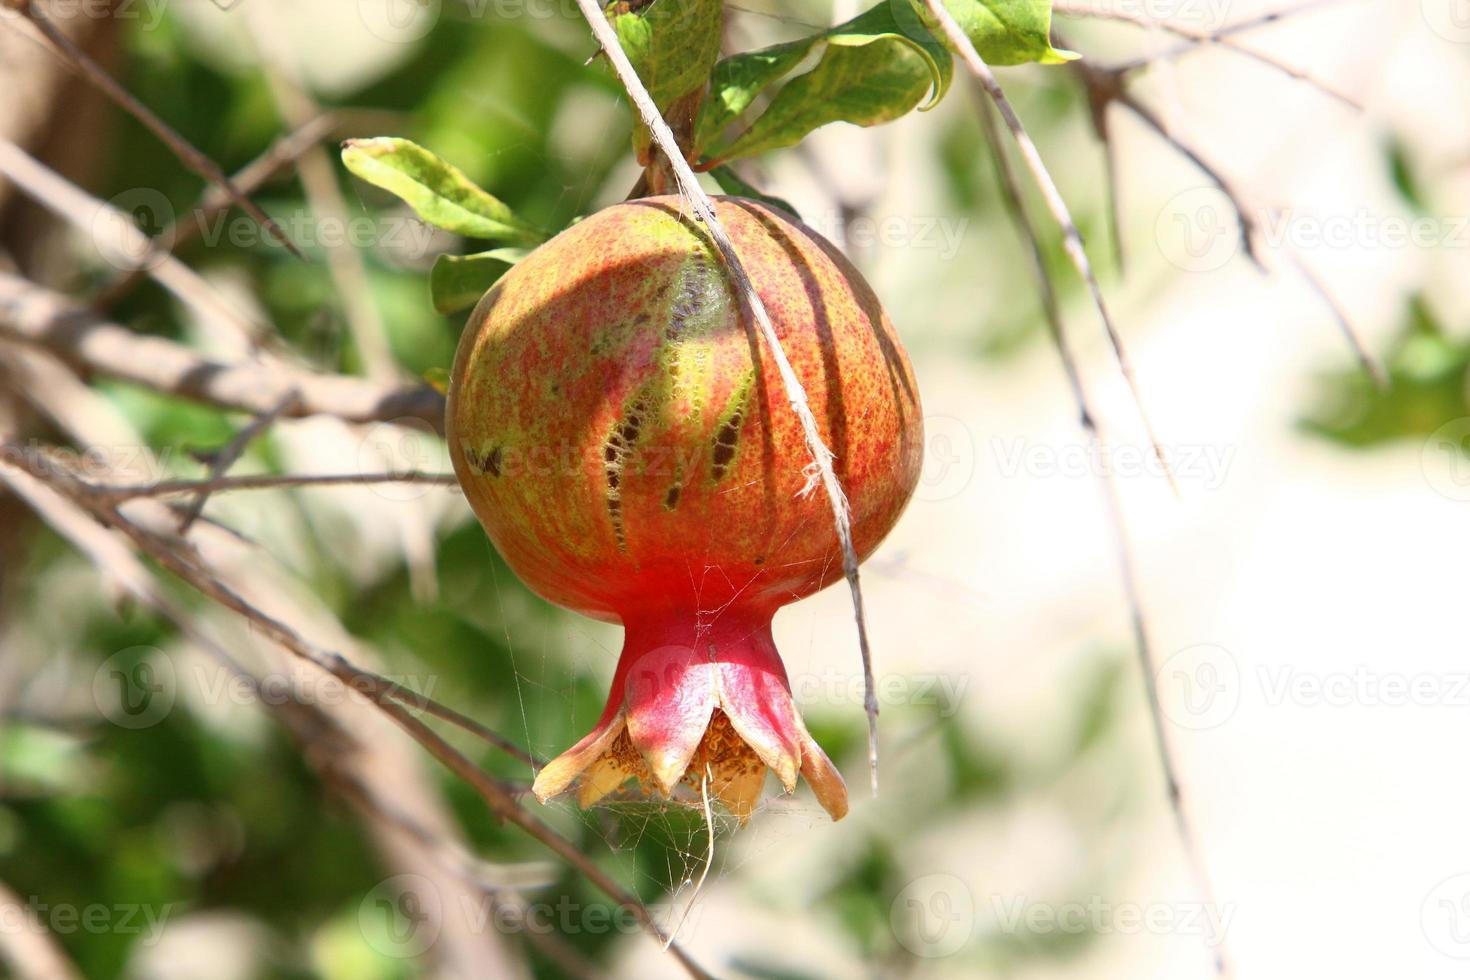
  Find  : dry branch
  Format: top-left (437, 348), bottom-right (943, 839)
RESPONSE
top-left (921, 0), bottom-right (1178, 497)
top-left (976, 92), bottom-right (1233, 980)
top-left (6, 0), bottom-right (302, 256)
top-left (0, 272), bottom-right (445, 430)
top-left (0, 446), bottom-right (712, 980)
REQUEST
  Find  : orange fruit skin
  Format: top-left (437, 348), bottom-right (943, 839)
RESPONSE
top-left (448, 195), bottom-right (923, 626)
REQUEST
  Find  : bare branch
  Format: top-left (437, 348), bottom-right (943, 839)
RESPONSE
top-left (0, 447), bottom-right (712, 980)
top-left (570, 0), bottom-right (886, 794)
top-left (176, 388), bottom-right (300, 534)
top-left (0, 138), bottom-right (272, 347)
top-left (7, 0), bottom-right (303, 256)
top-left (92, 113), bottom-right (338, 310)
top-left (922, 0), bottom-right (1179, 497)
top-left (975, 93), bottom-right (1233, 980)
top-left (0, 272), bottom-right (445, 431)
top-left (94, 470), bottom-right (458, 500)
top-left (1055, 1), bottom-right (1363, 109)
top-left (1095, 77), bottom-right (1386, 384)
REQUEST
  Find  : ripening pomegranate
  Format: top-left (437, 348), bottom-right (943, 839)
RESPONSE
top-left (447, 195), bottom-right (922, 821)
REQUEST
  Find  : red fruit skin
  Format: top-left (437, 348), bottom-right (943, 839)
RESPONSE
top-left (447, 195), bottom-right (923, 818)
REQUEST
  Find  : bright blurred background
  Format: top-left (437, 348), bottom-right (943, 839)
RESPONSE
top-left (2, 0), bottom-right (1469, 978)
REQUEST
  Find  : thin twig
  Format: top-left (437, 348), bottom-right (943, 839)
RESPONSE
top-left (93, 470), bottom-right (459, 500)
top-left (177, 389), bottom-right (299, 534)
top-left (1102, 84), bottom-right (1386, 383)
top-left (922, 0), bottom-right (1179, 497)
top-left (1054, 1), bottom-right (1362, 109)
top-left (570, 0), bottom-right (884, 795)
top-left (10, 0), bottom-right (302, 257)
top-left (1283, 250), bottom-right (1388, 388)
top-left (0, 273), bottom-right (445, 432)
top-left (976, 95), bottom-right (1232, 980)
top-left (92, 113), bottom-right (338, 310)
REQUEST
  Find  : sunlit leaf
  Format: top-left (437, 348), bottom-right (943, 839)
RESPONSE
top-left (341, 138), bottom-right (544, 245)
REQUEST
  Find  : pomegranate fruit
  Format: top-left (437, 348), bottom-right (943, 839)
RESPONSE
top-left (447, 195), bottom-right (922, 821)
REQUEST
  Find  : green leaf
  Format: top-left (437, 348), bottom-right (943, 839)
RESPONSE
top-left (429, 247), bottom-right (529, 315)
top-left (697, 0), bottom-right (1073, 163)
top-left (696, 40), bottom-right (815, 153)
top-left (709, 167), bottom-right (802, 220)
top-left (920, 0), bottom-right (1078, 65)
top-left (607, 0), bottom-right (723, 158)
top-left (697, 2), bottom-right (953, 164)
top-left (608, 0), bottom-right (723, 110)
top-left (341, 138), bottom-right (545, 245)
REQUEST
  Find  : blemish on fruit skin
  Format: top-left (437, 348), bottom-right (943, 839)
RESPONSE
top-left (461, 444), bottom-right (503, 477)
top-left (710, 369), bottom-right (755, 483)
top-left (663, 482), bottom-right (682, 510)
top-left (604, 394), bottom-right (650, 549)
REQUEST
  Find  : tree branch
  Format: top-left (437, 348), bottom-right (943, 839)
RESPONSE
top-left (0, 272), bottom-right (445, 431)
